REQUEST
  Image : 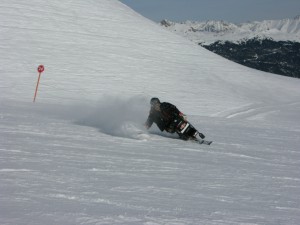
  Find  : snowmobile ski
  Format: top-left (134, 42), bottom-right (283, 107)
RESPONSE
top-left (196, 139), bottom-right (213, 145)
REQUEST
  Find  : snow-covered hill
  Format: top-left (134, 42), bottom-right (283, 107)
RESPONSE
top-left (1, 1), bottom-right (299, 114)
top-left (1, 1), bottom-right (300, 224)
top-left (160, 15), bottom-right (300, 44)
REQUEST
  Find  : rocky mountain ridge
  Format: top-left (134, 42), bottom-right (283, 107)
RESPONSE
top-left (160, 15), bottom-right (300, 44)
top-left (160, 16), bottom-right (300, 78)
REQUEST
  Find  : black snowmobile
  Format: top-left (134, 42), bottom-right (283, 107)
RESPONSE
top-left (171, 117), bottom-right (212, 145)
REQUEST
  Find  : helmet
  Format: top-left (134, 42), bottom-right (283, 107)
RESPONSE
top-left (150, 97), bottom-right (160, 106)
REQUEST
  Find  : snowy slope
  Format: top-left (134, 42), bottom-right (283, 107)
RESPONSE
top-left (1, 0), bottom-right (300, 115)
top-left (1, 0), bottom-right (300, 224)
top-left (160, 16), bottom-right (300, 44)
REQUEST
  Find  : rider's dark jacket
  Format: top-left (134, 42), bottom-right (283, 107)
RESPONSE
top-left (145, 102), bottom-right (181, 132)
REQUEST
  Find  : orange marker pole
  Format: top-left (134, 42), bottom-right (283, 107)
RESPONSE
top-left (33, 65), bottom-right (45, 102)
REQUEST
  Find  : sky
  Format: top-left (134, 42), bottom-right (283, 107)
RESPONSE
top-left (120, 0), bottom-right (300, 23)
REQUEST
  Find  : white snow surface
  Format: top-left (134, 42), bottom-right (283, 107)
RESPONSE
top-left (1, 1), bottom-right (300, 224)
top-left (161, 16), bottom-right (300, 44)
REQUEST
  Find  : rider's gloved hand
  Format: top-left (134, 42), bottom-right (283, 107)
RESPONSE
top-left (179, 112), bottom-right (187, 121)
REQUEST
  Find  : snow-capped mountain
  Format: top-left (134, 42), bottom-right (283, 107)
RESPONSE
top-left (160, 16), bottom-right (300, 78)
top-left (1, 1), bottom-right (300, 225)
top-left (160, 15), bottom-right (300, 44)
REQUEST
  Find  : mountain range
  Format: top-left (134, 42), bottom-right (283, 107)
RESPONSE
top-left (160, 16), bottom-right (300, 78)
top-left (160, 16), bottom-right (300, 44)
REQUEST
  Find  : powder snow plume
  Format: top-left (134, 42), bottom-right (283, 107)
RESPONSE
top-left (75, 95), bottom-right (150, 139)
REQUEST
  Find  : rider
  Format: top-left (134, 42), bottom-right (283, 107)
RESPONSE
top-left (145, 97), bottom-right (205, 140)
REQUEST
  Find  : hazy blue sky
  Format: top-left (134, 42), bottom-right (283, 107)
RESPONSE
top-left (120, 0), bottom-right (300, 23)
